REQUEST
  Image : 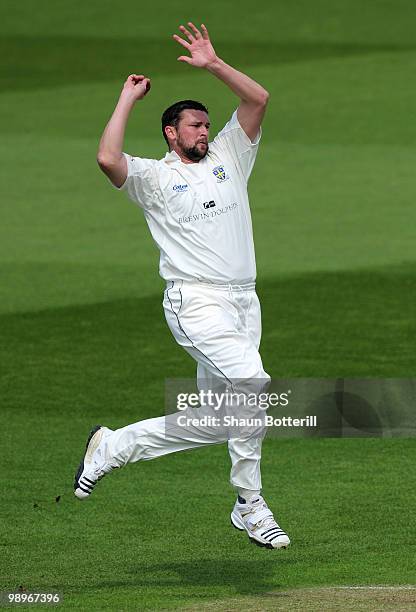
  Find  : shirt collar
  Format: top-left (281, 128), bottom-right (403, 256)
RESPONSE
top-left (163, 150), bottom-right (181, 164)
top-left (163, 149), bottom-right (209, 166)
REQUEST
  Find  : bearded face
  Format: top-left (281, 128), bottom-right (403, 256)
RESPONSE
top-left (170, 109), bottom-right (210, 162)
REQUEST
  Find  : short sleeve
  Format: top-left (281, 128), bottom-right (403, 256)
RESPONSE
top-left (211, 110), bottom-right (261, 182)
top-left (114, 153), bottom-right (158, 210)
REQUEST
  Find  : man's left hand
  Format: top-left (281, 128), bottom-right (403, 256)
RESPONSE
top-left (173, 23), bottom-right (218, 68)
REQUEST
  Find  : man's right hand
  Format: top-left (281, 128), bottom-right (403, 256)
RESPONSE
top-left (121, 74), bottom-right (151, 101)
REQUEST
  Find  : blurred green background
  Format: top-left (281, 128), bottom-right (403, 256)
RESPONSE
top-left (1, 1), bottom-right (416, 609)
top-left (2, 0), bottom-right (416, 316)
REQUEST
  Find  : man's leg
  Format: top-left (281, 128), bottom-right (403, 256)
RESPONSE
top-left (196, 363), bottom-right (264, 498)
top-left (190, 291), bottom-right (289, 548)
top-left (73, 409), bottom-right (229, 499)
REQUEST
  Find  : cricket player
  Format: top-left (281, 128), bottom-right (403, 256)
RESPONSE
top-left (74, 22), bottom-right (290, 550)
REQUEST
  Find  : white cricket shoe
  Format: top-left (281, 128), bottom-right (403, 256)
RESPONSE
top-left (74, 425), bottom-right (117, 500)
top-left (231, 495), bottom-right (290, 549)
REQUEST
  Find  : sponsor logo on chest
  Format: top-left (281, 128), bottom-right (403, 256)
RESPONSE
top-left (173, 183), bottom-right (189, 192)
top-left (178, 202), bottom-right (238, 224)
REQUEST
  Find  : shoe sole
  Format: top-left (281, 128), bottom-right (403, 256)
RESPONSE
top-left (74, 425), bottom-right (103, 497)
top-left (230, 514), bottom-right (289, 550)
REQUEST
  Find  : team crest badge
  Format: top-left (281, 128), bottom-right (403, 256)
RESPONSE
top-left (212, 165), bottom-right (229, 182)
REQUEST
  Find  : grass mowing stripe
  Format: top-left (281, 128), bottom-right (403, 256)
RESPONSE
top-left (2, 263), bottom-right (414, 399)
top-left (1, 439), bottom-right (415, 607)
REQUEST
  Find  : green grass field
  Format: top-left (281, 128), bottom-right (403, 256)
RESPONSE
top-left (1, 1), bottom-right (416, 609)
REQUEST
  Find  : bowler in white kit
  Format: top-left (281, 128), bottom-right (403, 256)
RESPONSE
top-left (74, 22), bottom-right (290, 550)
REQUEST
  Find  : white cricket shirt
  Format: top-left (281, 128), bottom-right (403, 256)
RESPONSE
top-left (117, 110), bottom-right (261, 284)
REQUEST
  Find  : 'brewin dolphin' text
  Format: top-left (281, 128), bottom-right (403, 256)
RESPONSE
top-left (178, 202), bottom-right (238, 224)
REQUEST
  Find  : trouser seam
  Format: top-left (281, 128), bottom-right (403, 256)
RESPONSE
top-left (167, 281), bottom-right (235, 390)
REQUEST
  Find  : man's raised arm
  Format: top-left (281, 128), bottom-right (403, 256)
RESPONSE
top-left (173, 23), bottom-right (269, 142)
top-left (97, 74), bottom-right (151, 188)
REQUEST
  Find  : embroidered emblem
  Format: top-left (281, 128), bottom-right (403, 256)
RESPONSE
top-left (212, 165), bottom-right (230, 182)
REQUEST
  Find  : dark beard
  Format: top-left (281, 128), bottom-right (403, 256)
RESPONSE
top-left (180, 143), bottom-right (209, 162)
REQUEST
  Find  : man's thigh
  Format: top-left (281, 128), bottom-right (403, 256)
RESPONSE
top-left (163, 282), bottom-right (269, 386)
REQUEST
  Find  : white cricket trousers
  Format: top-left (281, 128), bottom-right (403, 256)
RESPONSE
top-left (104, 280), bottom-right (271, 492)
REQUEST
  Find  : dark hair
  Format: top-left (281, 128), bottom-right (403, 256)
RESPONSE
top-left (161, 100), bottom-right (209, 146)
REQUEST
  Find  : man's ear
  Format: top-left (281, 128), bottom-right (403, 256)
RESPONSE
top-left (165, 126), bottom-right (176, 142)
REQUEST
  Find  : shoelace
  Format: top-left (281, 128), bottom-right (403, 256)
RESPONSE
top-left (244, 502), bottom-right (279, 530)
top-left (93, 462), bottom-right (116, 480)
